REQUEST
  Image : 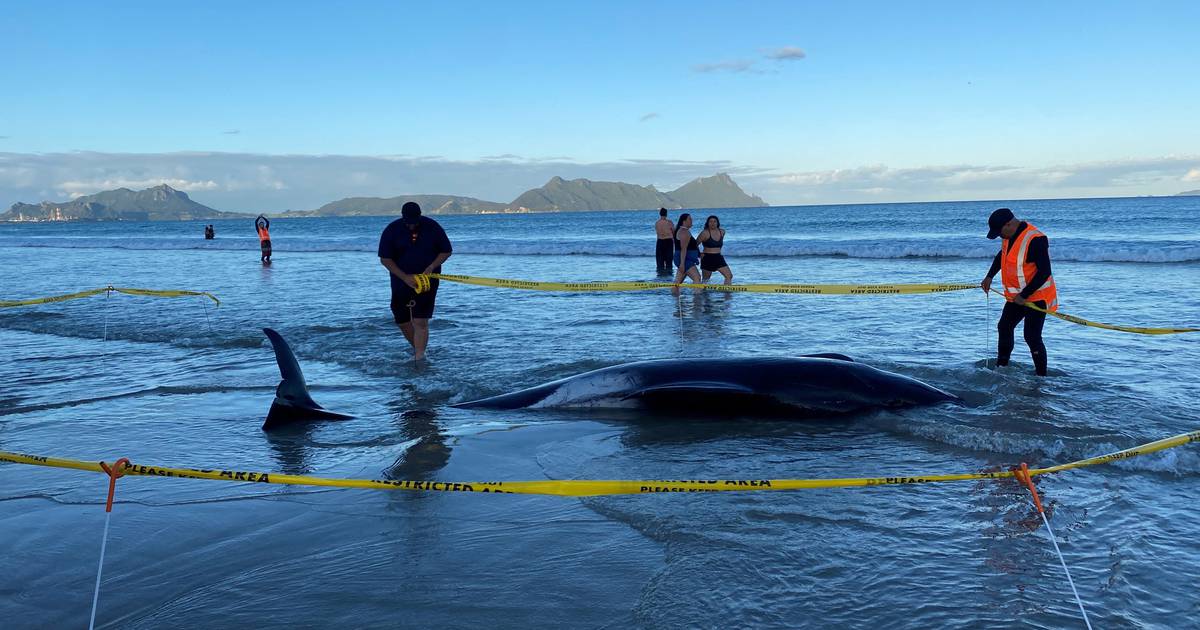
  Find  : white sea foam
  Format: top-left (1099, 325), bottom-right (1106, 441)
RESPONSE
top-left (2, 235), bottom-right (1197, 262)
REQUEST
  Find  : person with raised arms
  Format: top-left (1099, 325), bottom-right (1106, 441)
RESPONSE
top-left (255, 215), bottom-right (272, 263)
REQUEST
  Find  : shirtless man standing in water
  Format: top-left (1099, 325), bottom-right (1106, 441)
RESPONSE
top-left (654, 208), bottom-right (674, 274)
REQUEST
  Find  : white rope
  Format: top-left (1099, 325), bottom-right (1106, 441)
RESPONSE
top-left (984, 291), bottom-right (993, 362)
top-left (676, 289), bottom-right (685, 354)
top-left (101, 290), bottom-right (111, 342)
top-left (1037, 510), bottom-right (1093, 629)
top-left (88, 511), bottom-right (113, 630)
top-left (200, 296), bottom-right (213, 334)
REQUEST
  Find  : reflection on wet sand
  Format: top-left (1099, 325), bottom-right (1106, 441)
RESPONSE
top-left (265, 423), bottom-right (317, 475)
top-left (384, 408), bottom-right (451, 480)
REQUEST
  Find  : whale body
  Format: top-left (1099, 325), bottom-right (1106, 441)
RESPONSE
top-left (454, 355), bottom-right (959, 416)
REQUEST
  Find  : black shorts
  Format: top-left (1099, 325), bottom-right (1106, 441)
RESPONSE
top-left (655, 238), bottom-right (674, 267)
top-left (700, 253), bottom-right (728, 272)
top-left (390, 278), bottom-right (439, 324)
top-left (260, 239), bottom-right (272, 253)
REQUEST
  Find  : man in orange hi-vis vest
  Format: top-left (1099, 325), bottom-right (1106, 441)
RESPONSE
top-left (980, 208), bottom-right (1057, 376)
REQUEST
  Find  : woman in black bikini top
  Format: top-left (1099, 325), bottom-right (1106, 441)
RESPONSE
top-left (697, 215), bottom-right (733, 285)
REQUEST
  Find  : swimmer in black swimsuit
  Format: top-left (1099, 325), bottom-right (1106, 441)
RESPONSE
top-left (672, 213), bottom-right (702, 292)
top-left (697, 215), bottom-right (733, 285)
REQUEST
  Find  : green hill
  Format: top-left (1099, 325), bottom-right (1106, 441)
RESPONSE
top-left (507, 172), bottom-right (768, 212)
top-left (286, 194), bottom-right (508, 217)
top-left (1, 184), bottom-right (241, 222)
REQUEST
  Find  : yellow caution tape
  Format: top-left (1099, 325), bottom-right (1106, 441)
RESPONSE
top-left (0, 286), bottom-right (220, 308)
top-left (417, 273), bottom-right (975, 296)
top-left (414, 273), bottom-right (431, 294)
top-left (0, 287), bottom-right (110, 308)
top-left (412, 274), bottom-right (1196, 334)
top-left (990, 290), bottom-right (1198, 335)
top-left (2, 430), bottom-right (1195, 497)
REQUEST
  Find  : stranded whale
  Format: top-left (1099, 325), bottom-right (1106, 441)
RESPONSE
top-left (454, 355), bottom-right (960, 416)
top-left (262, 328), bottom-right (353, 430)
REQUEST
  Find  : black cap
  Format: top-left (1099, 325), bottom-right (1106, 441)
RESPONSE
top-left (401, 202), bottom-right (421, 224)
top-left (987, 208), bottom-right (1014, 239)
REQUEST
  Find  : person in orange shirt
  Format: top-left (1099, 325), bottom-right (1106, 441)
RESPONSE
top-left (980, 208), bottom-right (1058, 376)
top-left (255, 215), bottom-right (272, 263)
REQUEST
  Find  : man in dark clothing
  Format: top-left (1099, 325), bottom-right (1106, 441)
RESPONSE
top-left (981, 208), bottom-right (1056, 376)
top-left (378, 202), bottom-right (452, 360)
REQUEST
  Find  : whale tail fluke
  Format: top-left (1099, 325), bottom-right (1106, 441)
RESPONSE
top-left (262, 328), bottom-right (353, 431)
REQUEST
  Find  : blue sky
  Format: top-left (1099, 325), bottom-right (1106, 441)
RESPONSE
top-left (2, 1), bottom-right (1198, 209)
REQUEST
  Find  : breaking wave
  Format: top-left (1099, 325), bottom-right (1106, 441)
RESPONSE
top-left (2, 235), bottom-right (1197, 263)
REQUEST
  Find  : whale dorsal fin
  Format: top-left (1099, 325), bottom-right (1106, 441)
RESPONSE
top-left (261, 328), bottom-right (352, 431)
top-left (800, 353), bottom-right (854, 362)
top-left (264, 327), bottom-right (321, 409)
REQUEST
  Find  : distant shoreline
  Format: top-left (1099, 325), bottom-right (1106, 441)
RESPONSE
top-left (3, 192), bottom-right (1196, 224)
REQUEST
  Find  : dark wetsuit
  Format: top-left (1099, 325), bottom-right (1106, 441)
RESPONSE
top-left (378, 216), bottom-right (452, 324)
top-left (674, 228), bottom-right (700, 271)
top-left (700, 230), bottom-right (727, 272)
top-left (985, 222), bottom-right (1052, 375)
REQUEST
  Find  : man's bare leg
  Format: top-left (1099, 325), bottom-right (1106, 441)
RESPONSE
top-left (412, 318), bottom-right (431, 360)
top-left (399, 321), bottom-right (416, 347)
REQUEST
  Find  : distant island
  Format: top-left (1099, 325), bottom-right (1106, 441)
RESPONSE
top-left (285, 172), bottom-right (768, 217)
top-left (0, 184), bottom-right (243, 222)
top-left (289, 194), bottom-right (508, 217)
top-left (507, 172), bottom-right (767, 213)
top-left (1177, 189), bottom-right (1200, 196)
top-left (1, 173), bottom-right (767, 222)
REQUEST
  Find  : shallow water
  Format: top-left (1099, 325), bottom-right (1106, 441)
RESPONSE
top-left (1, 197), bottom-right (1198, 628)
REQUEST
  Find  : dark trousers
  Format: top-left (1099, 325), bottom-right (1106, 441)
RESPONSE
top-left (655, 238), bottom-right (674, 272)
top-left (997, 300), bottom-right (1047, 376)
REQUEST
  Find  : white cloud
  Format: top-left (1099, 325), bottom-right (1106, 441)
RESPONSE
top-left (694, 46), bottom-right (806, 75)
top-left (766, 157), bottom-right (1200, 202)
top-left (0, 151), bottom-right (768, 211)
top-left (763, 46), bottom-right (806, 61)
top-left (57, 178), bottom-right (220, 197)
top-left (5, 151), bottom-right (1196, 211)
top-left (692, 59), bottom-right (756, 73)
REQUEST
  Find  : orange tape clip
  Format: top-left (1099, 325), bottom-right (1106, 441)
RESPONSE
top-left (98, 458), bottom-right (131, 513)
top-left (1015, 462), bottom-right (1044, 514)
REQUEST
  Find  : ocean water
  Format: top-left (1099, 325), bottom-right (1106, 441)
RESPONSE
top-left (1, 196), bottom-right (1198, 628)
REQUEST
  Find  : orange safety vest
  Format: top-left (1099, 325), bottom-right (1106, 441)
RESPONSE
top-left (999, 222), bottom-right (1058, 311)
